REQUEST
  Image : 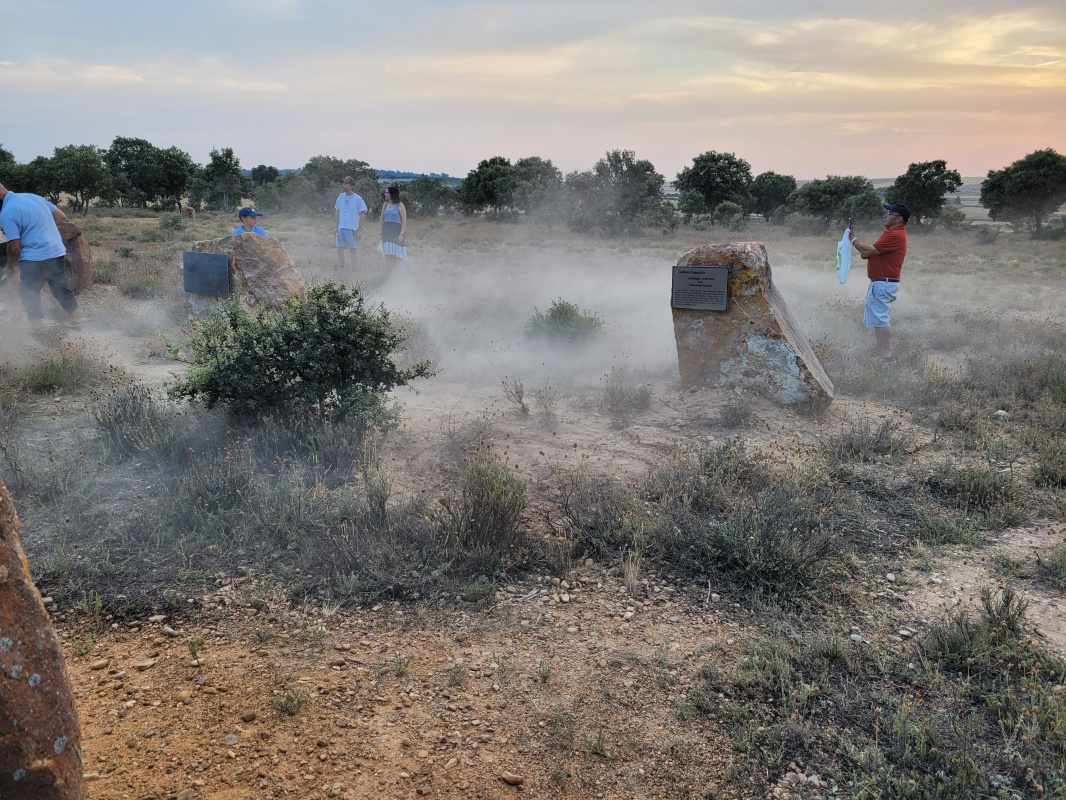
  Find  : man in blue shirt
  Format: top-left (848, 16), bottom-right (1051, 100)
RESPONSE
top-left (334, 177), bottom-right (367, 269)
top-left (0, 182), bottom-right (79, 329)
top-left (233, 207), bottom-right (268, 236)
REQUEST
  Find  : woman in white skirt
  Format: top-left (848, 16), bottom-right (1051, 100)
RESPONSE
top-left (380, 186), bottom-right (408, 260)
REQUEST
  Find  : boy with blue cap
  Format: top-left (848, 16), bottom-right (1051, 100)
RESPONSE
top-left (234, 207), bottom-right (267, 236)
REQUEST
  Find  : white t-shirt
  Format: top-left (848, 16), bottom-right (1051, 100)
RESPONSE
top-left (335, 192), bottom-right (368, 230)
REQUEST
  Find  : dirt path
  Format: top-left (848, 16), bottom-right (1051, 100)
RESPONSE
top-left (65, 561), bottom-right (750, 800)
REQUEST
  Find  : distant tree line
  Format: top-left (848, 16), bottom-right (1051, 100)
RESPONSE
top-left (1, 138), bottom-right (1062, 236)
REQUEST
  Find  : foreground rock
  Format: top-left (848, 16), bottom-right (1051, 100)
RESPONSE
top-left (672, 242), bottom-right (833, 410)
top-left (0, 478), bottom-right (83, 799)
top-left (56, 217), bottom-right (92, 293)
top-left (189, 233), bottom-right (306, 315)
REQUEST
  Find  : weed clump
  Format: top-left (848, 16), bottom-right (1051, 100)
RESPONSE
top-left (525, 299), bottom-right (603, 345)
top-left (24, 341), bottom-right (111, 394)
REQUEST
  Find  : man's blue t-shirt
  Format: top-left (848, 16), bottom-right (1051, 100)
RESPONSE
top-left (233, 226), bottom-right (267, 236)
top-left (0, 193), bottom-right (66, 261)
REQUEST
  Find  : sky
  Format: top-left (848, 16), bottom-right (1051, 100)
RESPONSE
top-left (2, 1), bottom-right (1064, 180)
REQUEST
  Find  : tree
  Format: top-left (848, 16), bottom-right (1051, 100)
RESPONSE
top-left (104, 137), bottom-right (160, 207)
top-left (787, 176), bottom-right (881, 225)
top-left (187, 147), bottom-right (250, 212)
top-left (49, 144), bottom-right (113, 213)
top-left (884, 160), bottom-right (962, 225)
top-left (0, 145), bottom-right (36, 193)
top-left (751, 171), bottom-right (797, 222)
top-left (402, 175), bottom-right (456, 218)
top-left (678, 190), bottom-right (708, 223)
top-left (167, 283), bottom-right (432, 422)
top-left (29, 155), bottom-right (61, 204)
top-left (252, 171), bottom-right (319, 215)
top-left (458, 156), bottom-right (515, 214)
top-left (300, 155), bottom-right (381, 215)
top-left (156, 146), bottom-right (196, 211)
top-left (511, 156), bottom-right (563, 221)
top-left (675, 151), bottom-right (753, 215)
top-left (980, 148), bottom-right (1066, 235)
top-left (251, 165), bottom-right (280, 188)
top-left (565, 150), bottom-right (664, 236)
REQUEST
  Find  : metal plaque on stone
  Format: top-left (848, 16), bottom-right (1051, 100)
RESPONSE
top-left (183, 252), bottom-right (230, 297)
top-left (671, 265), bottom-right (728, 311)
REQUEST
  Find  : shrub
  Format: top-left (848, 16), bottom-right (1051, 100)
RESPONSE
top-left (673, 483), bottom-right (836, 597)
top-left (713, 201), bottom-right (743, 225)
top-left (550, 466), bottom-right (637, 557)
top-left (115, 245), bottom-right (135, 258)
top-left (785, 213), bottom-right (829, 237)
top-left (602, 370), bottom-right (653, 415)
top-left (433, 445), bottom-right (527, 572)
top-left (974, 226), bottom-right (1000, 245)
top-left (525, 299), bottom-right (603, 345)
top-left (168, 283), bottom-right (432, 422)
top-left (24, 341), bottom-right (110, 394)
top-left (938, 204), bottom-right (968, 231)
top-left (158, 213), bottom-right (184, 234)
top-left (91, 380), bottom-right (185, 460)
top-left (821, 417), bottom-right (913, 463)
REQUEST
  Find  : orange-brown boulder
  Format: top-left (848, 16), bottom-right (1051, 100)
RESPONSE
top-left (55, 217), bottom-right (92, 293)
top-left (189, 234), bottom-right (306, 316)
top-left (180, 206), bottom-right (196, 220)
top-left (672, 242), bottom-right (833, 411)
top-left (0, 478), bottom-right (83, 799)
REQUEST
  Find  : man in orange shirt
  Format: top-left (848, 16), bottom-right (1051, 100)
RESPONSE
top-left (849, 203), bottom-right (909, 358)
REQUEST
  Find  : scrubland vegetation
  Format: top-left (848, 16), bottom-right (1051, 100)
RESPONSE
top-left (0, 205), bottom-right (1064, 798)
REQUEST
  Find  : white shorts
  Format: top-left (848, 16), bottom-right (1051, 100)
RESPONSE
top-left (864, 280), bottom-right (899, 328)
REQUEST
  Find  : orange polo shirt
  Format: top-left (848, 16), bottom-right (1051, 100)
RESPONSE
top-left (866, 225), bottom-right (908, 281)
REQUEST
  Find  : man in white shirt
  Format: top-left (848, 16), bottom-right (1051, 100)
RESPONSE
top-left (334, 177), bottom-right (367, 269)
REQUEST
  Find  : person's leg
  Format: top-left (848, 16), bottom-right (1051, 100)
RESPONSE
top-left (17, 260), bottom-right (46, 322)
top-left (41, 257), bottom-right (78, 326)
top-left (874, 326), bottom-right (891, 356)
top-left (336, 247), bottom-right (347, 269)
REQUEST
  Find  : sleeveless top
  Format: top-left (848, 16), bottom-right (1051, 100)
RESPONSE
top-left (383, 204), bottom-right (402, 224)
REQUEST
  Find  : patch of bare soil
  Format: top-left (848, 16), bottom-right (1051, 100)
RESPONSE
top-left (908, 521), bottom-right (1066, 652)
top-left (65, 561), bottom-right (748, 800)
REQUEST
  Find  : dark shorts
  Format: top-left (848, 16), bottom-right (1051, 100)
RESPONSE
top-left (19, 256), bottom-right (77, 318)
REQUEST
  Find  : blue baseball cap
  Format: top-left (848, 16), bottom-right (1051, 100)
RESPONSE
top-left (882, 203), bottom-right (910, 222)
top-left (238, 206), bottom-right (263, 219)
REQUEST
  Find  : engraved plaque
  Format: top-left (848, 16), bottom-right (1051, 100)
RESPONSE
top-left (672, 265), bottom-right (728, 311)
top-left (183, 251), bottom-right (230, 297)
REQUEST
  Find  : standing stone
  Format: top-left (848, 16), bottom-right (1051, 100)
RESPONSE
top-left (188, 233), bottom-right (306, 316)
top-left (55, 218), bottom-right (92, 294)
top-left (0, 478), bottom-right (83, 800)
top-left (672, 242), bottom-right (833, 410)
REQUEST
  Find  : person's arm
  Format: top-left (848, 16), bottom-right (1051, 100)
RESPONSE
top-left (380, 208), bottom-right (386, 239)
top-left (334, 208), bottom-right (340, 231)
top-left (356, 210), bottom-right (366, 239)
top-left (399, 203), bottom-right (407, 241)
top-left (6, 238), bottom-right (20, 263)
top-left (849, 226), bottom-right (881, 260)
top-left (52, 207), bottom-right (69, 225)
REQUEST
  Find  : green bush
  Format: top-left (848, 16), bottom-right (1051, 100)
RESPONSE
top-left (525, 299), bottom-right (603, 345)
top-left (713, 201), bottom-right (743, 225)
top-left (168, 283), bottom-right (432, 422)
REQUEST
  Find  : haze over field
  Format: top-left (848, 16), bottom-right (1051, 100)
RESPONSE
top-left (2, 1), bottom-right (1064, 178)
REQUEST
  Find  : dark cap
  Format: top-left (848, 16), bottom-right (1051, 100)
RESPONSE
top-left (883, 203), bottom-right (910, 222)
top-left (237, 206), bottom-right (263, 219)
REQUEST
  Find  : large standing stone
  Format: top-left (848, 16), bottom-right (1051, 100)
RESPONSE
top-left (56, 218), bottom-right (92, 294)
top-left (672, 242), bottom-right (833, 410)
top-left (0, 479), bottom-right (83, 799)
top-left (188, 233), bottom-right (306, 316)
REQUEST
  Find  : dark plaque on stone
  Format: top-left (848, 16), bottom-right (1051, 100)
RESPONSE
top-left (183, 251), bottom-right (230, 297)
top-left (672, 265), bottom-right (728, 311)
